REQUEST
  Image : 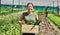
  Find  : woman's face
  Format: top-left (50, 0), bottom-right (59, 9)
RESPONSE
top-left (27, 4), bottom-right (33, 12)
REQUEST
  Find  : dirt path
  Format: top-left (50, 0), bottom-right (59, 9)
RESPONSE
top-left (38, 14), bottom-right (60, 35)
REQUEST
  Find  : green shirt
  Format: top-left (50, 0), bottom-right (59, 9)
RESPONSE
top-left (23, 12), bottom-right (37, 25)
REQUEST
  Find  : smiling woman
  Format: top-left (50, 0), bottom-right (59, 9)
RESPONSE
top-left (18, 3), bottom-right (38, 35)
top-left (19, 3), bottom-right (38, 25)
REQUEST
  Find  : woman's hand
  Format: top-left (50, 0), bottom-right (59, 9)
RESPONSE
top-left (19, 21), bottom-right (27, 25)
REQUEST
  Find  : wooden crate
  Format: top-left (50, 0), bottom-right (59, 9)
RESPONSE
top-left (22, 25), bottom-right (38, 35)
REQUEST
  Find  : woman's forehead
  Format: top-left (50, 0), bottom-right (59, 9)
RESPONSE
top-left (28, 4), bottom-right (33, 6)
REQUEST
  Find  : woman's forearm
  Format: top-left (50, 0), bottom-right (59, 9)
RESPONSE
top-left (19, 21), bottom-right (25, 25)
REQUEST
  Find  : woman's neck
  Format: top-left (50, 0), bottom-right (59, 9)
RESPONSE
top-left (28, 11), bottom-right (32, 15)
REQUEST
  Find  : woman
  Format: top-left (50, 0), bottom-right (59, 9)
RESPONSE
top-left (19, 3), bottom-right (38, 35)
top-left (19, 3), bottom-right (38, 25)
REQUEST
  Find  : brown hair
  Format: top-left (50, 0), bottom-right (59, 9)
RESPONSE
top-left (27, 3), bottom-right (33, 7)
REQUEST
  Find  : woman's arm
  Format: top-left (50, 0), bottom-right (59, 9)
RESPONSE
top-left (36, 15), bottom-right (38, 20)
top-left (19, 14), bottom-right (25, 25)
top-left (35, 14), bottom-right (38, 21)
